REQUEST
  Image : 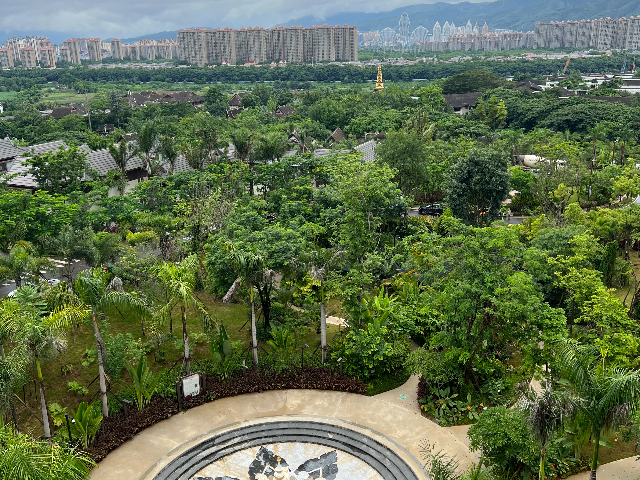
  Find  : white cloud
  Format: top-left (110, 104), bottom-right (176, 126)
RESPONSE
top-left (0, 0), bottom-right (476, 39)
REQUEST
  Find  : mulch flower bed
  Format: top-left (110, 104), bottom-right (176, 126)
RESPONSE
top-left (86, 367), bottom-right (366, 462)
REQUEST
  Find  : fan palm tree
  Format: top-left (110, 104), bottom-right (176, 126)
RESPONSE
top-left (108, 139), bottom-right (135, 194)
top-left (74, 269), bottom-right (150, 417)
top-left (557, 343), bottom-right (640, 480)
top-left (0, 418), bottom-right (95, 479)
top-left (154, 255), bottom-right (215, 376)
top-left (524, 382), bottom-right (573, 480)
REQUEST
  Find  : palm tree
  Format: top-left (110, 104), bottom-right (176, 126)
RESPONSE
top-left (0, 241), bottom-right (54, 288)
top-left (135, 120), bottom-right (158, 175)
top-left (304, 248), bottom-right (343, 364)
top-left (74, 269), bottom-right (149, 417)
top-left (108, 140), bottom-right (135, 194)
top-left (5, 295), bottom-right (88, 438)
top-left (230, 127), bottom-right (255, 194)
top-left (0, 299), bottom-right (24, 432)
top-left (159, 135), bottom-right (179, 174)
top-left (154, 255), bottom-right (214, 376)
top-left (0, 418), bottom-right (95, 479)
top-left (557, 343), bottom-right (640, 480)
top-left (226, 249), bottom-right (264, 367)
top-left (524, 382), bottom-right (573, 480)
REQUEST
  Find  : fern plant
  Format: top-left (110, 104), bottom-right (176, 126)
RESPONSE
top-left (126, 355), bottom-right (158, 410)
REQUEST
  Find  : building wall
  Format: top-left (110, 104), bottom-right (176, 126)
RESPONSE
top-left (63, 39), bottom-right (81, 64)
top-left (0, 48), bottom-right (14, 69)
top-left (40, 47), bottom-right (56, 67)
top-left (535, 16), bottom-right (640, 49)
top-left (87, 38), bottom-right (102, 62)
top-left (19, 48), bottom-right (37, 68)
top-left (111, 39), bottom-right (122, 60)
top-left (178, 24), bottom-right (357, 65)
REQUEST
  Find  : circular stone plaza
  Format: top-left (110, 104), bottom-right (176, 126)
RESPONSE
top-left (89, 383), bottom-right (478, 480)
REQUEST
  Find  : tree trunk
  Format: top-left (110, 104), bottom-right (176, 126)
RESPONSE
top-left (590, 431), bottom-right (601, 480)
top-left (92, 312), bottom-right (109, 418)
top-left (36, 359), bottom-right (51, 439)
top-left (0, 343), bottom-right (19, 433)
top-left (251, 297), bottom-right (259, 367)
top-left (182, 306), bottom-right (190, 376)
top-left (320, 302), bottom-right (327, 364)
top-left (539, 446), bottom-right (546, 480)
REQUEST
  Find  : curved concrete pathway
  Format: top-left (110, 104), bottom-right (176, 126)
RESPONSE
top-left (90, 388), bottom-right (478, 480)
top-left (567, 457), bottom-right (640, 480)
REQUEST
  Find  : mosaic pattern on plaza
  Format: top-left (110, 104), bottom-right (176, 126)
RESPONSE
top-left (191, 442), bottom-right (383, 480)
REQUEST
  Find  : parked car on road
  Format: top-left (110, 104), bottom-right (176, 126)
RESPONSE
top-left (418, 203), bottom-right (444, 216)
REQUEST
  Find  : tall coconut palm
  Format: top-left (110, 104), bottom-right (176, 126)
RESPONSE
top-left (0, 418), bottom-right (95, 479)
top-left (0, 299), bottom-right (25, 432)
top-left (74, 269), bottom-right (150, 417)
top-left (108, 140), bottom-right (135, 194)
top-left (154, 255), bottom-right (214, 376)
top-left (557, 343), bottom-right (640, 480)
top-left (226, 249), bottom-right (264, 367)
top-left (524, 382), bottom-right (573, 480)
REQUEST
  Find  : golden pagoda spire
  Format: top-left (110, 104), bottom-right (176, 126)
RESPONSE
top-left (374, 64), bottom-right (384, 91)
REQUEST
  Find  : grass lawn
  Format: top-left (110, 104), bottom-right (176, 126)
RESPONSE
top-left (0, 91), bottom-right (17, 102)
top-left (13, 291), bottom-right (341, 437)
top-left (43, 90), bottom-right (95, 105)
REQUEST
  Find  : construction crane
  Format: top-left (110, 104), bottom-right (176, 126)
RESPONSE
top-left (563, 56), bottom-right (571, 74)
top-left (621, 55), bottom-right (628, 74)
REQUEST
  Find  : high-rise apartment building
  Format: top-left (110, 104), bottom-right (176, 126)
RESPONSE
top-left (87, 38), bottom-right (102, 62)
top-left (0, 48), bottom-right (14, 69)
top-left (535, 16), bottom-right (640, 49)
top-left (40, 46), bottom-right (56, 67)
top-left (111, 39), bottom-right (123, 59)
top-left (19, 47), bottom-right (37, 68)
top-left (59, 46), bottom-right (71, 63)
top-left (178, 24), bottom-right (357, 66)
top-left (63, 39), bottom-right (81, 64)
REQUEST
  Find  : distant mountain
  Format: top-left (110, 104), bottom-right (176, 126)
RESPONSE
top-left (115, 31), bottom-right (178, 43)
top-left (280, 0), bottom-right (640, 32)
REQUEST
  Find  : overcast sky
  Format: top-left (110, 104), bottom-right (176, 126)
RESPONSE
top-left (0, 0), bottom-right (478, 40)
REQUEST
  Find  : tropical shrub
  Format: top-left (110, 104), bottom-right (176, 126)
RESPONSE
top-left (126, 355), bottom-right (159, 410)
top-left (57, 401), bottom-right (103, 449)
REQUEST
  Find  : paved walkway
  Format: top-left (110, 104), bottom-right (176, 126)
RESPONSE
top-left (90, 389), bottom-right (478, 480)
top-left (568, 457), bottom-right (640, 480)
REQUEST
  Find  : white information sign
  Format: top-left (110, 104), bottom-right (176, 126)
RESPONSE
top-left (182, 373), bottom-right (200, 397)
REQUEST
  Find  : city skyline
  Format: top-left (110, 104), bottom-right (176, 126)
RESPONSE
top-left (0, 0), bottom-right (487, 42)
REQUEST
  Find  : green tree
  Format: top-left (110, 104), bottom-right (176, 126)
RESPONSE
top-left (135, 120), bottom-right (158, 175)
top-left (23, 146), bottom-right (89, 194)
top-left (557, 343), bottom-right (640, 479)
top-left (154, 256), bottom-right (214, 375)
top-left (0, 242), bottom-right (54, 287)
top-left (108, 139), bottom-right (136, 194)
top-left (204, 86), bottom-right (228, 117)
top-left (74, 269), bottom-right (149, 417)
top-left (443, 147), bottom-right (509, 226)
top-left (375, 131), bottom-right (429, 198)
top-left (0, 419), bottom-right (95, 480)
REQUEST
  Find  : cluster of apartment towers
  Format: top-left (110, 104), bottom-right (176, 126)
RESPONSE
top-left (535, 16), bottom-right (640, 50)
top-left (0, 36), bottom-right (178, 69)
top-left (177, 25), bottom-right (358, 66)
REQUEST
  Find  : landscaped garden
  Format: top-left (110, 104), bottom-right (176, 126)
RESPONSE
top-left (4, 65), bottom-right (640, 479)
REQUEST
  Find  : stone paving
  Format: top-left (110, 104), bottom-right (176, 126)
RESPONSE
top-left (90, 388), bottom-right (478, 480)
